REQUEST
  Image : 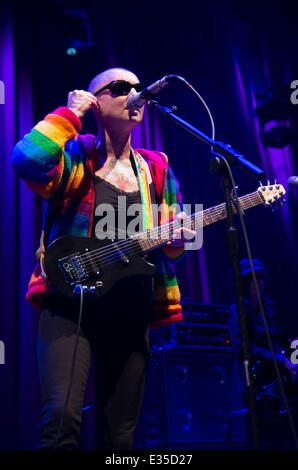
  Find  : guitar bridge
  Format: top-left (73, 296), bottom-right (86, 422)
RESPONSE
top-left (58, 253), bottom-right (89, 286)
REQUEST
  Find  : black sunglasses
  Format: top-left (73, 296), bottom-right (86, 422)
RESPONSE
top-left (93, 80), bottom-right (143, 97)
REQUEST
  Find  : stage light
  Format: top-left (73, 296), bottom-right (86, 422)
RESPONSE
top-left (254, 84), bottom-right (298, 148)
top-left (62, 7), bottom-right (93, 56)
top-left (66, 47), bottom-right (77, 56)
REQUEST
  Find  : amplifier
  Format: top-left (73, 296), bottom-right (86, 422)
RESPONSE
top-left (134, 349), bottom-right (247, 449)
top-left (181, 301), bottom-right (230, 324)
top-left (134, 303), bottom-right (246, 450)
top-left (150, 302), bottom-right (232, 351)
top-left (150, 323), bottom-right (232, 351)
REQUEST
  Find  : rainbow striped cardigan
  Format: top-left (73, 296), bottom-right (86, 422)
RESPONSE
top-left (11, 107), bottom-right (185, 328)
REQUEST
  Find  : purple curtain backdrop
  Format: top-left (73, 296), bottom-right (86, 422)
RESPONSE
top-left (0, 4), bottom-right (42, 449)
top-left (0, 4), bottom-right (18, 448)
top-left (0, 1), bottom-right (297, 449)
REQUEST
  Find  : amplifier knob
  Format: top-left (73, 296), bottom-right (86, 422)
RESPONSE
top-left (184, 335), bottom-right (193, 344)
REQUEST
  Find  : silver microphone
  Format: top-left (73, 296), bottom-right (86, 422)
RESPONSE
top-left (127, 75), bottom-right (175, 110)
top-left (288, 176), bottom-right (298, 187)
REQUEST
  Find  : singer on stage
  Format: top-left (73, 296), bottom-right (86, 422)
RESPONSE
top-left (11, 67), bottom-right (196, 449)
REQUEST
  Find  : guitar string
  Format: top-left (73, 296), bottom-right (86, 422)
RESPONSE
top-left (79, 203), bottom-right (264, 279)
top-left (78, 216), bottom-right (196, 274)
top-left (78, 212), bottom-right (199, 270)
top-left (80, 207), bottom-right (226, 272)
top-left (77, 194), bottom-right (262, 274)
top-left (79, 193), bottom-right (261, 264)
top-left (78, 214), bottom-right (192, 267)
top-left (76, 191), bottom-right (261, 266)
top-left (77, 192), bottom-right (261, 268)
top-left (78, 186), bottom-right (277, 266)
top-left (78, 194), bottom-right (263, 276)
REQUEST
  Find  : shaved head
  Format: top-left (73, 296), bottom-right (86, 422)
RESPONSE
top-left (86, 67), bottom-right (144, 133)
top-left (88, 68), bottom-right (140, 95)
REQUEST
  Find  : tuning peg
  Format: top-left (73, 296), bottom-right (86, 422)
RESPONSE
top-left (274, 178), bottom-right (277, 184)
top-left (282, 198), bottom-right (287, 204)
top-left (267, 180), bottom-right (271, 186)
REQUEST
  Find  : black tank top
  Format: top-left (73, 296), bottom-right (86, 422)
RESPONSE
top-left (92, 175), bottom-right (156, 239)
top-left (90, 175), bottom-right (156, 341)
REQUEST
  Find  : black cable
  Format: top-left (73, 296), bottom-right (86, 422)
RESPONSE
top-left (53, 284), bottom-right (84, 450)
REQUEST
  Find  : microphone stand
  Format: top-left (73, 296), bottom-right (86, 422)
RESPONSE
top-left (149, 100), bottom-right (264, 449)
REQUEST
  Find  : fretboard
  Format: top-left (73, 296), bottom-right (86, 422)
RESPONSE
top-left (136, 190), bottom-right (263, 253)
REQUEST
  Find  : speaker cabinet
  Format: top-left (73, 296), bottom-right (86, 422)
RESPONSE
top-left (134, 349), bottom-right (247, 449)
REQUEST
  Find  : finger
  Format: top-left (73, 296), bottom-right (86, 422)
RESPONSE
top-left (183, 230), bottom-right (196, 241)
top-left (85, 91), bottom-right (100, 99)
top-left (173, 227), bottom-right (194, 235)
top-left (91, 101), bottom-right (101, 114)
top-left (174, 228), bottom-right (196, 241)
top-left (173, 228), bottom-right (183, 239)
top-left (73, 90), bottom-right (98, 103)
top-left (183, 228), bottom-right (196, 236)
top-left (90, 96), bottom-right (100, 107)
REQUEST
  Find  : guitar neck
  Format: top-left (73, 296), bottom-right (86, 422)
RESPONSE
top-left (137, 190), bottom-right (264, 253)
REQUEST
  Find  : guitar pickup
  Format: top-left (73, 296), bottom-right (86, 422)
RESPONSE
top-left (114, 243), bottom-right (130, 264)
top-left (119, 250), bottom-right (130, 264)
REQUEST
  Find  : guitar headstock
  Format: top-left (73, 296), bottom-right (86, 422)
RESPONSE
top-left (257, 181), bottom-right (286, 207)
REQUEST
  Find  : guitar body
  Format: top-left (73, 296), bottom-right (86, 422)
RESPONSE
top-left (44, 236), bottom-right (156, 300)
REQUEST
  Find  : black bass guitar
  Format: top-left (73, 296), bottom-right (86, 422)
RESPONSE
top-left (44, 183), bottom-right (285, 300)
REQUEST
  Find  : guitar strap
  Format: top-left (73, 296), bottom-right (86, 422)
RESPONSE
top-left (36, 226), bottom-right (48, 285)
top-left (131, 148), bottom-right (154, 230)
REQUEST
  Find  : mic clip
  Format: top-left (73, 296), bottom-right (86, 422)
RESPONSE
top-left (149, 100), bottom-right (178, 114)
